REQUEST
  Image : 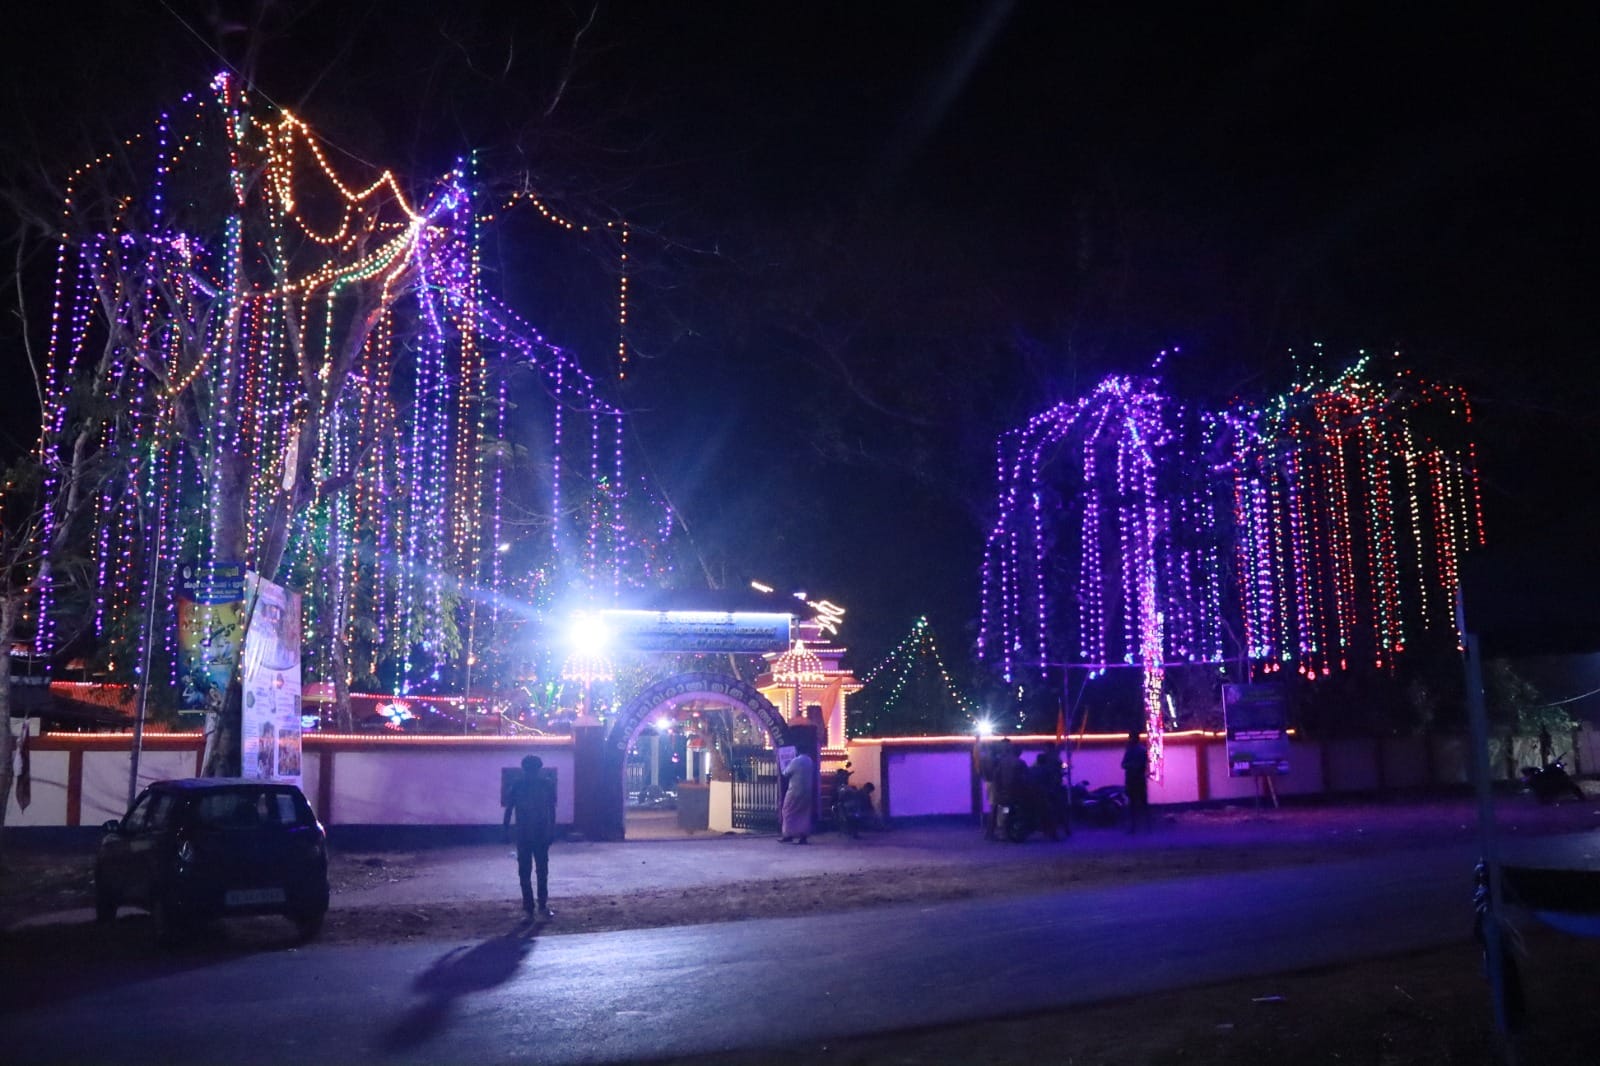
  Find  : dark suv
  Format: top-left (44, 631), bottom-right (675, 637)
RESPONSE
top-left (95, 778), bottom-right (330, 942)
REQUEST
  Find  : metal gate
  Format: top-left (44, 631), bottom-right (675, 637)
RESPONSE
top-left (731, 747), bottom-right (779, 831)
top-left (623, 754), bottom-right (647, 803)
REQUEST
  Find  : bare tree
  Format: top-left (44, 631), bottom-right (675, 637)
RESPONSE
top-left (1, 226), bottom-right (115, 865)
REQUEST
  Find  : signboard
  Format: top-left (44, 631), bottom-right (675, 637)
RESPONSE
top-left (1222, 682), bottom-right (1290, 776)
top-left (176, 561), bottom-right (246, 715)
top-left (599, 610), bottom-right (791, 654)
top-left (240, 573), bottom-right (304, 786)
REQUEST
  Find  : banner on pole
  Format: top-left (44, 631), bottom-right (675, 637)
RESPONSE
top-left (176, 560), bottom-right (246, 716)
top-left (240, 573), bottom-right (304, 786)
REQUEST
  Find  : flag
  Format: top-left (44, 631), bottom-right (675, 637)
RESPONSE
top-left (16, 719), bottom-right (31, 811)
top-left (1055, 703), bottom-right (1065, 746)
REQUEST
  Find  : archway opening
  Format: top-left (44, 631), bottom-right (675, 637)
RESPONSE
top-left (605, 672), bottom-right (790, 839)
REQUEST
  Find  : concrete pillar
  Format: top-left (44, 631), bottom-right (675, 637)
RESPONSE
top-left (573, 724), bottom-right (624, 841)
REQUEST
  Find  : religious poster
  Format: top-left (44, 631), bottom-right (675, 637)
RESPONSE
top-left (1222, 682), bottom-right (1290, 776)
top-left (176, 561), bottom-right (246, 716)
top-left (240, 572), bottom-right (304, 786)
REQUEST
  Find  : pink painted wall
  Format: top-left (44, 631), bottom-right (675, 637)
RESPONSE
top-left (882, 749), bottom-right (974, 817)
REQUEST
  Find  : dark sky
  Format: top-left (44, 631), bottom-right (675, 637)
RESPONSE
top-left (3, 1), bottom-right (1596, 673)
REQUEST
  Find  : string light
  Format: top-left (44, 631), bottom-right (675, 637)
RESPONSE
top-left (855, 616), bottom-right (981, 734)
top-left (32, 74), bottom-right (649, 702)
top-left (979, 351), bottom-right (1484, 760)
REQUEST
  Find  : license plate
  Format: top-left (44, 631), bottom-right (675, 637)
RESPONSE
top-left (225, 887), bottom-right (286, 906)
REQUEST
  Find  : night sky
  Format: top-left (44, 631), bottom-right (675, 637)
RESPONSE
top-left (3, 1), bottom-right (1596, 674)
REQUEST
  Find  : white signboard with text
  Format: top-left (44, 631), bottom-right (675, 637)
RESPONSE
top-left (240, 573), bottom-right (304, 787)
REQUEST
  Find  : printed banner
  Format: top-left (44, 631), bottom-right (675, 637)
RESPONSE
top-left (176, 557), bottom-right (244, 713)
top-left (176, 560), bottom-right (246, 715)
top-left (240, 572), bottom-right (304, 786)
top-left (1222, 682), bottom-right (1290, 776)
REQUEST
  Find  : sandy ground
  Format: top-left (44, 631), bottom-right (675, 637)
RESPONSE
top-left (7, 793), bottom-right (1596, 945)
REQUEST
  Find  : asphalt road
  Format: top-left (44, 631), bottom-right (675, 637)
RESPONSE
top-left (16, 833), bottom-right (1597, 1065)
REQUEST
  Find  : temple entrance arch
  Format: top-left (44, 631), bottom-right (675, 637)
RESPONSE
top-left (605, 672), bottom-right (790, 754)
top-left (582, 672), bottom-right (795, 840)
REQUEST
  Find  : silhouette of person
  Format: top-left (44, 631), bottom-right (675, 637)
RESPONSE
top-left (1031, 743), bottom-right (1067, 840)
top-left (994, 739), bottom-right (1027, 841)
top-left (503, 754), bottom-right (558, 919)
top-left (1121, 730), bottom-right (1151, 833)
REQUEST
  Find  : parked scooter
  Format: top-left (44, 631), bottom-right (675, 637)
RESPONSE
top-left (1520, 760), bottom-right (1585, 805)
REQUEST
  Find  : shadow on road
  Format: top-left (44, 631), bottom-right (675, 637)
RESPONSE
top-left (0, 911), bottom-right (309, 1013)
top-left (378, 923), bottom-right (543, 1052)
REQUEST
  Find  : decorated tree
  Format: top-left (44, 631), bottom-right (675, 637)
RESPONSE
top-left (853, 617), bottom-right (983, 736)
top-left (980, 350), bottom-right (1485, 769)
top-left (30, 76), bottom-right (631, 767)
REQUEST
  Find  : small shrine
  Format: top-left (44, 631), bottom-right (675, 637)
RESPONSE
top-left (757, 607), bottom-right (861, 753)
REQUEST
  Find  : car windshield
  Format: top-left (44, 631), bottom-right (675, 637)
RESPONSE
top-left (193, 788), bottom-right (314, 829)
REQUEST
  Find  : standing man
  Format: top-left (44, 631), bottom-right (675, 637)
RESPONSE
top-left (994, 739), bottom-right (1027, 841)
top-left (1121, 729), bottom-right (1150, 833)
top-left (503, 754), bottom-right (558, 919)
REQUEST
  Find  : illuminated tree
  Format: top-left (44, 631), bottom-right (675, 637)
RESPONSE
top-left (31, 76), bottom-right (626, 768)
top-left (980, 350), bottom-right (1485, 765)
top-left (853, 617), bottom-right (982, 736)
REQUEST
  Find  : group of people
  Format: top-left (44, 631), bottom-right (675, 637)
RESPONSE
top-left (980, 738), bottom-right (1068, 840)
top-left (980, 729), bottom-right (1152, 839)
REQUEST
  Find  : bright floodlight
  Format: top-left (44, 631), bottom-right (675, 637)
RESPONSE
top-left (975, 718), bottom-right (994, 736)
top-left (656, 716), bottom-right (672, 731)
top-left (566, 612), bottom-right (610, 656)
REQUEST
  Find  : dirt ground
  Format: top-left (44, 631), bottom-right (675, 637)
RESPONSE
top-left (4, 797), bottom-right (1599, 1063)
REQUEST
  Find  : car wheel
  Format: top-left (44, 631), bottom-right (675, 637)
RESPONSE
top-left (292, 907), bottom-right (326, 942)
top-left (94, 882), bottom-right (118, 924)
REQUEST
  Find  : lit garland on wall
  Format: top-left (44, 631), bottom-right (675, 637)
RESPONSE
top-left (978, 351), bottom-right (1484, 769)
top-left (32, 74), bottom-right (643, 696)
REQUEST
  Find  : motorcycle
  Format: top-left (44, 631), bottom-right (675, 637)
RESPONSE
top-left (830, 768), bottom-right (881, 837)
top-left (1520, 760), bottom-right (1585, 805)
top-left (1069, 780), bottom-right (1129, 827)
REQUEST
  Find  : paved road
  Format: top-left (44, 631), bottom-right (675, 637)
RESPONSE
top-left (12, 833), bottom-right (1595, 1065)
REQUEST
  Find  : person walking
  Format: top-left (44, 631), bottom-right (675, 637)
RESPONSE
top-left (1121, 729), bottom-right (1151, 833)
top-left (503, 754), bottom-right (558, 919)
top-left (779, 750), bottom-right (816, 844)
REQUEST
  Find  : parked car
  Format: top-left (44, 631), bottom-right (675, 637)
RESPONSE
top-left (95, 778), bottom-right (330, 943)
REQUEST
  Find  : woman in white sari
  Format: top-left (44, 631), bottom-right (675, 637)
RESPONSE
top-left (779, 752), bottom-right (815, 844)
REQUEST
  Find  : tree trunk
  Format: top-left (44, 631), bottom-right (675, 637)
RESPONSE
top-left (322, 557), bottom-right (353, 732)
top-left (201, 448), bottom-right (252, 777)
